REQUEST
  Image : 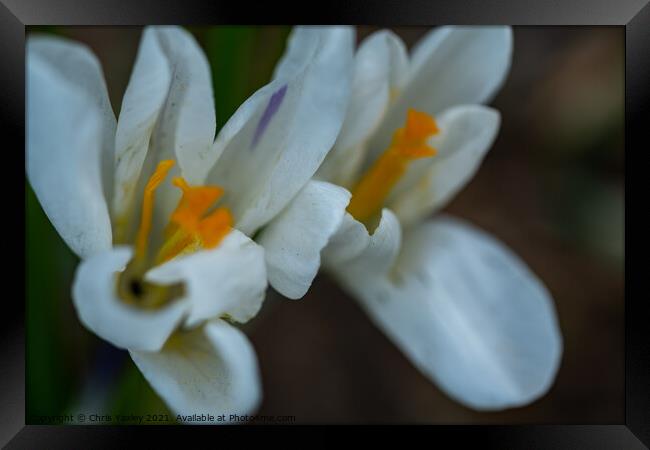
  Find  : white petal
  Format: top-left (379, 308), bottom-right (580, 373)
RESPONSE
top-left (388, 105), bottom-right (501, 226)
top-left (410, 26), bottom-right (512, 105)
top-left (272, 26), bottom-right (354, 83)
top-left (113, 28), bottom-right (172, 222)
top-left (148, 26), bottom-right (217, 185)
top-left (336, 216), bottom-right (562, 411)
top-left (368, 26), bottom-right (512, 158)
top-left (72, 246), bottom-right (189, 351)
top-left (206, 26), bottom-right (355, 236)
top-left (127, 27), bottom-right (219, 239)
top-left (28, 36), bottom-right (117, 204)
top-left (27, 53), bottom-right (112, 258)
top-left (325, 209), bottom-right (401, 277)
top-left (257, 180), bottom-right (350, 299)
top-left (321, 212), bottom-right (370, 267)
top-left (316, 30), bottom-right (408, 187)
top-left (130, 319), bottom-right (261, 423)
top-left (145, 230), bottom-right (267, 328)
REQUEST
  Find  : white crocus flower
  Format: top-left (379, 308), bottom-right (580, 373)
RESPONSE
top-left (27, 25), bottom-right (353, 422)
top-left (273, 26), bottom-right (563, 411)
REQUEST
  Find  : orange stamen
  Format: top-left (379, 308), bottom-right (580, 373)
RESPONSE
top-left (135, 160), bottom-right (175, 260)
top-left (347, 109), bottom-right (439, 223)
top-left (170, 177), bottom-right (224, 231)
top-left (156, 177), bottom-right (233, 263)
top-left (197, 208), bottom-right (233, 248)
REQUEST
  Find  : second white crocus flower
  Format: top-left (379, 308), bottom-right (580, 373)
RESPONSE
top-left (27, 25), bottom-right (353, 422)
top-left (272, 26), bottom-right (563, 411)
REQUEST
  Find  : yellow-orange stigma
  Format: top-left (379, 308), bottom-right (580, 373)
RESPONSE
top-left (347, 109), bottom-right (439, 223)
top-left (156, 177), bottom-right (233, 264)
top-left (134, 159), bottom-right (233, 265)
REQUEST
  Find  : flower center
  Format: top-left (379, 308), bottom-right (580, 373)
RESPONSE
top-left (117, 160), bottom-right (233, 308)
top-left (155, 176), bottom-right (232, 264)
top-left (347, 109), bottom-right (439, 223)
top-left (133, 159), bottom-right (233, 265)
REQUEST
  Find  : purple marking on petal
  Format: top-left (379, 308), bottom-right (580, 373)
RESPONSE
top-left (251, 84), bottom-right (288, 149)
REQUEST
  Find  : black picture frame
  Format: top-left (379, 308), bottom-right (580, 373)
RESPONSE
top-left (3, 1), bottom-right (646, 447)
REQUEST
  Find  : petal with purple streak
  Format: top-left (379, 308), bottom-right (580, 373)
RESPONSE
top-left (251, 84), bottom-right (287, 149)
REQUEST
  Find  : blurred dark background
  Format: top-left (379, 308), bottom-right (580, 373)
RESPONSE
top-left (26, 26), bottom-right (624, 423)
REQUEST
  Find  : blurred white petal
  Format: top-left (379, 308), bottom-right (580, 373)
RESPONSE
top-left (28, 35), bottom-right (117, 203)
top-left (257, 180), bottom-right (350, 299)
top-left (148, 26), bottom-right (217, 185)
top-left (130, 319), bottom-right (261, 423)
top-left (113, 28), bottom-right (172, 221)
top-left (317, 30), bottom-right (408, 187)
top-left (326, 209), bottom-right (401, 277)
top-left (336, 216), bottom-right (562, 410)
top-left (27, 54), bottom-right (112, 258)
top-left (368, 26), bottom-right (512, 158)
top-left (72, 246), bottom-right (189, 351)
top-left (145, 230), bottom-right (267, 327)
top-left (207, 26), bottom-right (354, 235)
top-left (321, 212), bottom-right (370, 267)
top-left (388, 105), bottom-right (500, 226)
top-left (136, 26), bottom-right (220, 240)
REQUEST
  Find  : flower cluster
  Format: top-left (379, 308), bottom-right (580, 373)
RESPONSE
top-left (26, 25), bottom-right (562, 422)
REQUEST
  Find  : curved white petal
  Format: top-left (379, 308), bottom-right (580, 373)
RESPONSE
top-left (148, 26), bottom-right (217, 185)
top-left (325, 209), bottom-right (401, 277)
top-left (28, 35), bottom-right (117, 203)
top-left (257, 180), bottom-right (350, 299)
top-left (336, 216), bottom-right (562, 411)
top-left (321, 212), bottom-right (370, 267)
top-left (368, 26), bottom-right (512, 158)
top-left (129, 27), bottom-right (219, 239)
top-left (27, 54), bottom-right (112, 258)
top-left (113, 28), bottom-right (172, 222)
top-left (72, 246), bottom-right (189, 351)
top-left (207, 26), bottom-right (355, 236)
top-left (388, 105), bottom-right (501, 226)
top-left (410, 26), bottom-right (512, 105)
top-left (317, 30), bottom-right (408, 187)
top-left (145, 230), bottom-right (267, 328)
top-left (130, 319), bottom-right (261, 423)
